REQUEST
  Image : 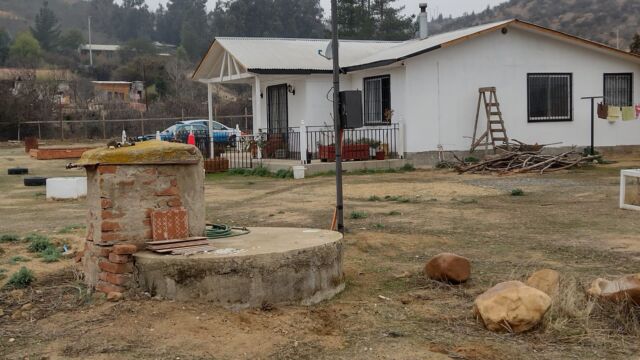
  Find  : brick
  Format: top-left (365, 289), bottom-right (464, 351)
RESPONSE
top-left (93, 245), bottom-right (113, 257)
top-left (100, 232), bottom-right (126, 243)
top-left (99, 272), bottom-right (131, 286)
top-left (155, 185), bottom-right (179, 196)
top-left (144, 208), bottom-right (154, 219)
top-left (151, 208), bottom-right (189, 241)
top-left (102, 210), bottom-right (124, 220)
top-left (167, 197), bottom-right (182, 207)
top-left (170, 179), bottom-right (178, 186)
top-left (142, 218), bottom-right (151, 226)
top-left (118, 179), bottom-right (135, 187)
top-left (101, 198), bottom-right (113, 209)
top-left (95, 280), bottom-right (125, 294)
top-left (112, 244), bottom-right (138, 255)
top-left (108, 253), bottom-right (131, 264)
top-left (101, 221), bottom-right (121, 233)
top-left (99, 260), bottom-right (133, 274)
top-left (142, 168), bottom-right (157, 176)
top-left (98, 165), bottom-right (118, 174)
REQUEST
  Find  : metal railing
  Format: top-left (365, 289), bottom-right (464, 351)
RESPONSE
top-left (256, 128), bottom-right (301, 161)
top-left (175, 130), bottom-right (256, 169)
top-left (305, 123), bottom-right (400, 162)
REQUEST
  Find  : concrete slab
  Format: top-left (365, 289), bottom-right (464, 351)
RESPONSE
top-left (134, 227), bottom-right (344, 309)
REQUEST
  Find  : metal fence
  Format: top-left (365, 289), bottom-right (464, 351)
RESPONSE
top-left (15, 114), bottom-right (253, 141)
top-left (256, 124), bottom-right (399, 162)
top-left (175, 130), bottom-right (256, 169)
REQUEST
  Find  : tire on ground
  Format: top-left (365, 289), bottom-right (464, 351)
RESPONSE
top-left (24, 177), bottom-right (47, 186)
top-left (7, 167), bottom-right (28, 175)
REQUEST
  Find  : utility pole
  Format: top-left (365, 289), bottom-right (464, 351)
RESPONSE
top-left (331, 0), bottom-right (344, 234)
top-left (88, 16), bottom-right (93, 67)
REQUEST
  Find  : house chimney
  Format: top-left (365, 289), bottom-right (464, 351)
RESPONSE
top-left (419, 3), bottom-right (428, 39)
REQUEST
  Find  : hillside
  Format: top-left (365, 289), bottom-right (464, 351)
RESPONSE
top-left (430, 0), bottom-right (640, 51)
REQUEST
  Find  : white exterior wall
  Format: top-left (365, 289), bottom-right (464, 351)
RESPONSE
top-left (403, 27), bottom-right (640, 153)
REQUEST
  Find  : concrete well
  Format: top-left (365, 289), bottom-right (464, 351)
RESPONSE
top-left (76, 140), bottom-right (205, 294)
top-left (134, 227), bottom-right (344, 309)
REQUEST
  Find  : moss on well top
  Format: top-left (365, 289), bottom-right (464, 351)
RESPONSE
top-left (76, 140), bottom-right (202, 166)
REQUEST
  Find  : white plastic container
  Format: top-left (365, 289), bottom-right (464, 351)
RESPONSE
top-left (293, 166), bottom-right (306, 180)
top-left (46, 177), bottom-right (87, 200)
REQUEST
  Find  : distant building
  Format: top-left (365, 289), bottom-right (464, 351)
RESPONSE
top-left (91, 81), bottom-right (146, 111)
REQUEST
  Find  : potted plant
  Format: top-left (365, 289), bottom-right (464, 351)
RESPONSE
top-left (375, 144), bottom-right (386, 160)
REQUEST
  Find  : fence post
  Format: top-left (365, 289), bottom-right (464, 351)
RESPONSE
top-left (300, 120), bottom-right (308, 164)
top-left (101, 111), bottom-right (106, 139)
top-left (399, 120), bottom-right (406, 159)
top-left (140, 112), bottom-right (145, 137)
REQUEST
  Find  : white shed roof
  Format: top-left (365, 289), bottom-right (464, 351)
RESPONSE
top-left (193, 19), bottom-right (640, 81)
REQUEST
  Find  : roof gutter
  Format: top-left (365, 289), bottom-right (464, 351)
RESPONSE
top-left (343, 45), bottom-right (442, 72)
top-left (248, 68), bottom-right (333, 75)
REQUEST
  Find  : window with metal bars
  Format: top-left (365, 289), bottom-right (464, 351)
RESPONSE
top-left (363, 75), bottom-right (391, 125)
top-left (527, 73), bottom-right (572, 122)
top-left (604, 73), bottom-right (633, 107)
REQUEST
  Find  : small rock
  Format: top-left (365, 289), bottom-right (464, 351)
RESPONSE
top-left (424, 253), bottom-right (471, 283)
top-left (8, 338), bottom-right (15, 343)
top-left (474, 280), bottom-right (551, 333)
top-left (0, 308), bottom-right (4, 317)
top-left (107, 292), bottom-right (123, 302)
top-left (526, 269), bottom-right (560, 296)
top-left (20, 303), bottom-right (33, 311)
top-left (587, 274), bottom-right (640, 304)
top-left (11, 311), bottom-right (22, 320)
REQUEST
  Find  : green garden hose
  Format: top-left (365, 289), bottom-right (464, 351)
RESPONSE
top-left (205, 223), bottom-right (250, 239)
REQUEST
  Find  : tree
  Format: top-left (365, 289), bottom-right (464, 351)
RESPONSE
top-left (336, 0), bottom-right (413, 40)
top-left (30, 1), bottom-right (61, 51)
top-left (0, 28), bottom-right (10, 65)
top-left (59, 29), bottom-right (85, 53)
top-left (9, 32), bottom-right (43, 67)
top-left (630, 33), bottom-right (640, 55)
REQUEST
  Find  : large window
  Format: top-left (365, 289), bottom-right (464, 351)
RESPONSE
top-left (604, 73), bottom-right (633, 107)
top-left (363, 75), bottom-right (391, 125)
top-left (527, 73), bottom-right (572, 122)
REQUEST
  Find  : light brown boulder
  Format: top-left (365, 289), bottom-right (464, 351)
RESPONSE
top-left (526, 269), bottom-right (560, 296)
top-left (424, 253), bottom-right (471, 283)
top-left (587, 274), bottom-right (640, 304)
top-left (107, 292), bottom-right (123, 302)
top-left (474, 280), bottom-right (552, 333)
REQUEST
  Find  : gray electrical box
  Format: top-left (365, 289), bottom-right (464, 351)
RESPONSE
top-left (339, 90), bottom-right (363, 129)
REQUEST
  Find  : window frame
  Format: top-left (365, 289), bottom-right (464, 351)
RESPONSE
top-left (603, 73), bottom-right (633, 107)
top-left (363, 75), bottom-right (391, 126)
top-left (526, 73), bottom-right (573, 123)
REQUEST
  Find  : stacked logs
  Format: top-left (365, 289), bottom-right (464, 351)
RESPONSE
top-left (455, 150), bottom-right (598, 175)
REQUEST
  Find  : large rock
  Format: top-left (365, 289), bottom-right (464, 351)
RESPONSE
top-left (474, 280), bottom-right (552, 333)
top-left (424, 253), bottom-right (471, 283)
top-left (526, 269), bottom-right (560, 296)
top-left (587, 274), bottom-right (640, 304)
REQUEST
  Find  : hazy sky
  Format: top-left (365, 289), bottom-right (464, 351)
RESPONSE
top-left (142, 0), bottom-right (507, 18)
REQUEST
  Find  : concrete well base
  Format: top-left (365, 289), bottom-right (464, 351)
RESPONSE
top-left (134, 227), bottom-right (344, 309)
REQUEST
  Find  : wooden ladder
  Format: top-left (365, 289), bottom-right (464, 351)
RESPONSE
top-left (470, 87), bottom-right (509, 153)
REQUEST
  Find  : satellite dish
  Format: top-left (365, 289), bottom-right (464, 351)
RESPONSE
top-left (325, 40), bottom-right (333, 60)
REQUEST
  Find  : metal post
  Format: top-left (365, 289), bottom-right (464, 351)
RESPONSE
top-left (590, 98), bottom-right (595, 156)
top-left (331, 0), bottom-right (344, 234)
top-left (207, 83), bottom-right (214, 159)
top-left (88, 17), bottom-right (93, 67)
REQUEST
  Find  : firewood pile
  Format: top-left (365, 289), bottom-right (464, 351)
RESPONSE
top-left (454, 149), bottom-right (599, 175)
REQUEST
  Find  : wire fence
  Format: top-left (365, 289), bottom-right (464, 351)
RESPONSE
top-left (15, 114), bottom-right (253, 141)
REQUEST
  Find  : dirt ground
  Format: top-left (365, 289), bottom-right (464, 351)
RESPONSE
top-left (1, 144), bottom-right (640, 359)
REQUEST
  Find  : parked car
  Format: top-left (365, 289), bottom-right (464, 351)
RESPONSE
top-left (136, 119), bottom-right (243, 144)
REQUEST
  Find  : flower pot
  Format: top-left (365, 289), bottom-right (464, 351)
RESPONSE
top-left (375, 151), bottom-right (385, 160)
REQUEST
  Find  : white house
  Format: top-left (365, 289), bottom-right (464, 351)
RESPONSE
top-left (192, 16), bottom-right (640, 163)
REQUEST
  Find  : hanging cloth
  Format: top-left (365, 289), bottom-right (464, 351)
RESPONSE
top-left (597, 102), bottom-right (608, 119)
top-left (622, 106), bottom-right (636, 121)
top-left (607, 106), bottom-right (622, 121)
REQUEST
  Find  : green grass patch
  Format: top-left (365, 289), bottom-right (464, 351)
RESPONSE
top-left (368, 195), bottom-right (382, 202)
top-left (0, 234), bottom-right (20, 243)
top-left (6, 267), bottom-right (35, 288)
top-left (9, 256), bottom-right (31, 265)
top-left (387, 210), bottom-right (402, 216)
top-left (41, 247), bottom-right (62, 263)
top-left (464, 156), bottom-right (480, 163)
top-left (373, 223), bottom-right (385, 229)
top-left (57, 224), bottom-right (84, 234)
top-left (27, 236), bottom-right (54, 253)
top-left (511, 188), bottom-right (525, 196)
top-left (349, 211), bottom-right (368, 219)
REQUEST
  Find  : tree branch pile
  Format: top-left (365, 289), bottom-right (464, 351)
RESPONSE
top-left (454, 149), bottom-right (599, 175)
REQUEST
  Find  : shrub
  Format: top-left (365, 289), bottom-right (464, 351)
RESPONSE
top-left (24, 233), bottom-right (48, 243)
top-left (368, 195), bottom-right (382, 201)
top-left (401, 163), bottom-right (415, 172)
top-left (6, 267), bottom-right (35, 288)
top-left (274, 169), bottom-right (293, 179)
top-left (388, 210), bottom-right (401, 216)
top-left (464, 156), bottom-right (480, 163)
top-left (57, 224), bottom-right (83, 234)
top-left (373, 223), bottom-right (385, 229)
top-left (349, 211), bottom-right (368, 219)
top-left (0, 234), bottom-right (20, 243)
top-left (41, 247), bottom-right (62, 263)
top-left (511, 188), bottom-right (525, 196)
top-left (27, 236), bottom-right (54, 253)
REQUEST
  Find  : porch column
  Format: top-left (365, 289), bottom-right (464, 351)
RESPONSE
top-left (300, 120), bottom-right (308, 164)
top-left (254, 76), bottom-right (262, 133)
top-left (207, 82), bottom-right (214, 159)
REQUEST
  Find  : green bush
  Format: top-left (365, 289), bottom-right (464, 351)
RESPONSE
top-left (349, 211), bottom-right (368, 219)
top-left (7, 267), bottom-right (35, 288)
top-left (368, 195), bottom-right (382, 201)
top-left (464, 156), bottom-right (480, 163)
top-left (373, 223), bottom-right (385, 229)
top-left (274, 169), bottom-right (293, 179)
top-left (41, 247), bottom-right (62, 263)
top-left (0, 234), bottom-right (20, 243)
top-left (24, 233), bottom-right (48, 243)
top-left (27, 236), bottom-right (54, 253)
top-left (511, 188), bottom-right (525, 196)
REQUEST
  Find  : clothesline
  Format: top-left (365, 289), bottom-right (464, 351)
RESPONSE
top-left (597, 103), bottom-right (640, 122)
